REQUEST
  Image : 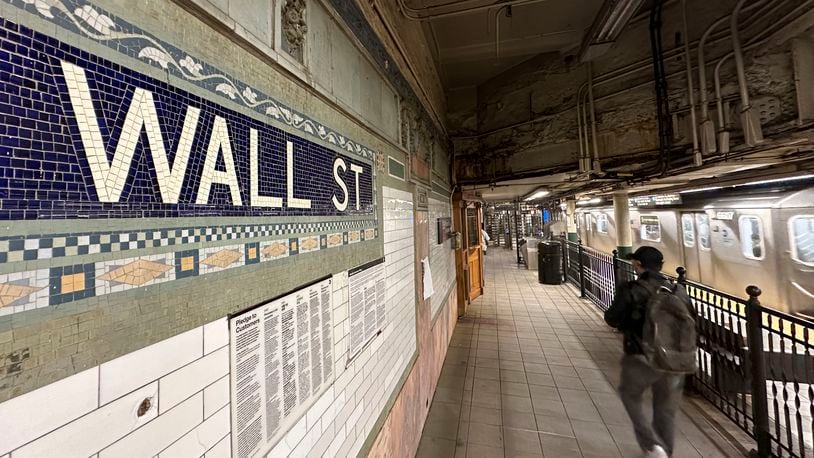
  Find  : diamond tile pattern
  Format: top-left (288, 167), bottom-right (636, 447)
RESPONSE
top-left (200, 250), bottom-right (242, 268)
top-left (98, 259), bottom-right (173, 286)
top-left (417, 250), bottom-right (744, 458)
top-left (0, 283), bottom-right (43, 307)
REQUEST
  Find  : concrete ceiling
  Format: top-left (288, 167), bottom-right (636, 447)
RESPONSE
top-left (407, 0), bottom-right (605, 89)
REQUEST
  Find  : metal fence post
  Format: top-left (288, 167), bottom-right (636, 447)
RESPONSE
top-left (561, 238), bottom-right (568, 284)
top-left (676, 266), bottom-right (687, 285)
top-left (578, 240), bottom-right (586, 297)
top-left (745, 285), bottom-right (770, 457)
top-left (612, 250), bottom-right (620, 285)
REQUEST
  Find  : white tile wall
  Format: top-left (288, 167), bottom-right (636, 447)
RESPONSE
top-left (158, 406), bottom-right (229, 457)
top-left (0, 188), bottom-right (425, 458)
top-left (13, 382), bottom-right (159, 458)
top-left (99, 392), bottom-right (203, 458)
top-left (429, 197), bottom-right (456, 319)
top-left (0, 367), bottom-right (98, 455)
top-left (158, 346), bottom-right (228, 413)
top-left (205, 435), bottom-right (231, 458)
top-left (203, 375), bottom-right (230, 418)
top-left (99, 326), bottom-right (203, 405)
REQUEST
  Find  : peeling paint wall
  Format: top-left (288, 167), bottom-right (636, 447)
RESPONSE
top-left (452, 0), bottom-right (812, 184)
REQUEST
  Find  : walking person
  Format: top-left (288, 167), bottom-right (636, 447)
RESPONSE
top-left (604, 247), bottom-right (697, 457)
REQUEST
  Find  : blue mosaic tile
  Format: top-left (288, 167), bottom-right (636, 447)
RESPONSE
top-left (0, 15), bottom-right (374, 220)
top-left (174, 249), bottom-right (199, 279)
top-left (49, 263), bottom-right (95, 305)
top-left (245, 242), bottom-right (260, 265)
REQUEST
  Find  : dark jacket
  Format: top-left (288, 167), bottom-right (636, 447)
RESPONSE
top-left (604, 270), bottom-right (672, 355)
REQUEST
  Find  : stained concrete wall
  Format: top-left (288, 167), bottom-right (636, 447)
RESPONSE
top-left (452, 0), bottom-right (813, 183)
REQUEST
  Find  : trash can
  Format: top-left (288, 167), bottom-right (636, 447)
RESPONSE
top-left (538, 242), bottom-right (563, 284)
top-left (526, 238), bottom-right (539, 271)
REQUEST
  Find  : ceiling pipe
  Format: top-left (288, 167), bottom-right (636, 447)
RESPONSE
top-left (453, 1), bottom-right (786, 141)
top-left (714, 0), bottom-right (813, 152)
top-left (697, 0), bottom-right (774, 156)
top-left (731, 0), bottom-right (764, 147)
top-left (396, 0), bottom-right (553, 21)
top-left (587, 62), bottom-right (602, 172)
top-left (576, 84), bottom-right (588, 173)
top-left (681, 0), bottom-right (702, 166)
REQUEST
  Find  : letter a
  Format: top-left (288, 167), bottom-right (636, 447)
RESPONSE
top-left (196, 116), bottom-right (243, 205)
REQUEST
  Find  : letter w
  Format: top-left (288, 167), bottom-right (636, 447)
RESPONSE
top-left (61, 61), bottom-right (200, 203)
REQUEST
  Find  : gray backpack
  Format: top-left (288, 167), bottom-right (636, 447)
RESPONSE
top-left (639, 282), bottom-right (697, 374)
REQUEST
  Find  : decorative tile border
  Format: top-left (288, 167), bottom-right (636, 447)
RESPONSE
top-left (0, 228), bottom-right (378, 316)
top-left (5, 0), bottom-right (377, 161)
top-left (0, 220), bottom-right (374, 263)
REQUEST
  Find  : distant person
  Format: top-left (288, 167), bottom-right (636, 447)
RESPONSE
top-left (481, 226), bottom-right (490, 254)
top-left (604, 247), bottom-right (697, 458)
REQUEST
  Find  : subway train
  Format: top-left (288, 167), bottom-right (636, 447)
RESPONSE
top-left (574, 184), bottom-right (814, 319)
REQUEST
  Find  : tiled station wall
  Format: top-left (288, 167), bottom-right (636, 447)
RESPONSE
top-left (0, 189), bottom-right (416, 456)
top-left (428, 196), bottom-right (456, 319)
top-left (0, 0), bottom-right (455, 456)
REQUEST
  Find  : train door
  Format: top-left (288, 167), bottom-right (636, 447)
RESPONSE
top-left (785, 213), bottom-right (814, 318)
top-left (679, 212), bottom-right (714, 284)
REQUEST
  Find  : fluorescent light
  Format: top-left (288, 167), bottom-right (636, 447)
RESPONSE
top-left (735, 174), bottom-right (814, 187)
top-left (680, 186), bottom-right (722, 194)
top-left (524, 190), bottom-right (550, 201)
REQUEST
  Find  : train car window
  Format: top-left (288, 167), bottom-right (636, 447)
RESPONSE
top-left (790, 216), bottom-right (814, 265)
top-left (681, 214), bottom-right (695, 247)
top-left (697, 214), bottom-right (711, 250)
top-left (640, 215), bottom-right (661, 242)
top-left (596, 214), bottom-right (609, 234)
top-left (738, 215), bottom-right (764, 260)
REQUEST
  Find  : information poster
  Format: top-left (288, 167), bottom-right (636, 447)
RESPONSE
top-left (348, 258), bottom-right (387, 361)
top-left (229, 277), bottom-right (333, 458)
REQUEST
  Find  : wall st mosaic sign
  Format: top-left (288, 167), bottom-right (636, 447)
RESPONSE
top-left (2, 36), bottom-right (372, 219)
top-left (0, 3), bottom-right (380, 316)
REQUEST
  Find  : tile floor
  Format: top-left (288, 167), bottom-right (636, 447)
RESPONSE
top-left (417, 249), bottom-right (739, 458)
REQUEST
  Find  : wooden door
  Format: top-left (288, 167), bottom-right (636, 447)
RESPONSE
top-left (466, 207), bottom-right (483, 301)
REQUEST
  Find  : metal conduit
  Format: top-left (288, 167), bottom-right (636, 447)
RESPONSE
top-left (681, 0), bottom-right (701, 165)
top-left (587, 62), bottom-right (601, 172)
top-left (714, 0), bottom-right (814, 142)
top-left (397, 0), bottom-right (552, 21)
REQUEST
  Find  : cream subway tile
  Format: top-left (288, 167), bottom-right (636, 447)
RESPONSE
top-left (159, 346), bottom-right (228, 413)
top-left (158, 405), bottom-right (229, 458)
top-left (203, 375), bottom-right (230, 418)
top-left (305, 386), bottom-right (334, 430)
top-left (99, 326), bottom-right (203, 405)
top-left (99, 392), bottom-right (203, 458)
top-left (204, 434), bottom-right (231, 458)
top-left (203, 317), bottom-right (228, 355)
top-left (282, 413), bottom-right (308, 451)
top-left (326, 424), bottom-right (346, 457)
top-left (12, 382), bottom-right (158, 458)
top-left (0, 367), bottom-right (99, 455)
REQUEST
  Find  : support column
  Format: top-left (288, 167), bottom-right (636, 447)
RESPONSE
top-left (613, 190), bottom-right (632, 256)
top-left (566, 199), bottom-right (578, 242)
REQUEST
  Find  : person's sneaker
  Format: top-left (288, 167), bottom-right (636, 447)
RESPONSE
top-left (645, 445), bottom-right (669, 457)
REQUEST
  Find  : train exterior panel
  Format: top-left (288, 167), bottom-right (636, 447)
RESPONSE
top-left (574, 187), bottom-right (814, 318)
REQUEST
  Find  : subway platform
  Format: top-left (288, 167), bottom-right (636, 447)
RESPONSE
top-left (417, 249), bottom-right (745, 458)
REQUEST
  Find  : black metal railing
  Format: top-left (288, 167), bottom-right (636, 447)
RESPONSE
top-left (555, 238), bottom-right (814, 457)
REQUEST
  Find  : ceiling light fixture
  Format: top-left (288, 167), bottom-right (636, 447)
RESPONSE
top-left (679, 186), bottom-right (722, 194)
top-left (579, 0), bottom-right (646, 61)
top-left (524, 190), bottom-right (550, 201)
top-left (735, 174), bottom-right (814, 187)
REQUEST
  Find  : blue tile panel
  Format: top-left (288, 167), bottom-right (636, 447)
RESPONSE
top-left (0, 15), bottom-right (374, 219)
